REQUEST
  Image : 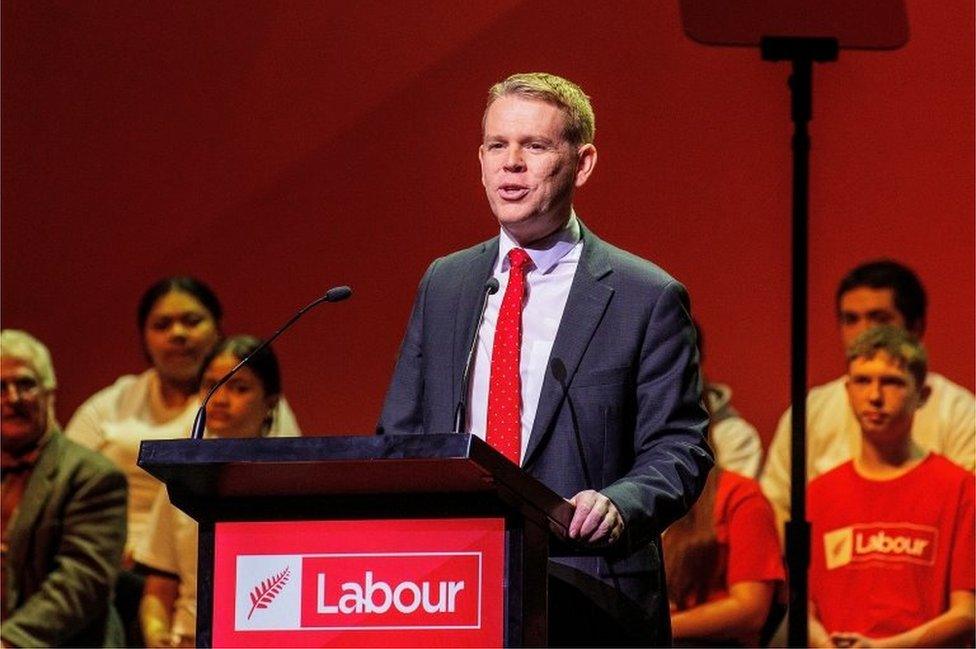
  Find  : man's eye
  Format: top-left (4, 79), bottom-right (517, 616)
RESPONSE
top-left (881, 378), bottom-right (906, 388)
top-left (1, 378), bottom-right (39, 393)
top-left (486, 142), bottom-right (504, 150)
top-left (150, 319), bottom-right (171, 331)
top-left (183, 315), bottom-right (204, 327)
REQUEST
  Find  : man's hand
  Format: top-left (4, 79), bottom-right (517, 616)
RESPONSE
top-left (568, 490), bottom-right (623, 545)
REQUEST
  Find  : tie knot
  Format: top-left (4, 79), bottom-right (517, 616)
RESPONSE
top-left (507, 247), bottom-right (532, 272)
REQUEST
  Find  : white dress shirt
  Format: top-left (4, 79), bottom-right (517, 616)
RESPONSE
top-left (466, 214), bottom-right (583, 463)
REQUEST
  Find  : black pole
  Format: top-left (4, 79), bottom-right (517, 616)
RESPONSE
top-left (786, 53), bottom-right (813, 648)
top-left (761, 36), bottom-right (837, 648)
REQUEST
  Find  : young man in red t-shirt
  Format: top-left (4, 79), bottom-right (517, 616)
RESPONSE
top-left (808, 325), bottom-right (974, 648)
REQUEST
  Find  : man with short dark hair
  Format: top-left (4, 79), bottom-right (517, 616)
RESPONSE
top-left (807, 326), bottom-right (974, 647)
top-left (1, 330), bottom-right (127, 648)
top-left (761, 260), bottom-right (975, 520)
top-left (378, 72), bottom-right (712, 645)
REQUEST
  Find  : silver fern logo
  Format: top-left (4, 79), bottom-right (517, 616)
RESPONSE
top-left (247, 566), bottom-right (291, 619)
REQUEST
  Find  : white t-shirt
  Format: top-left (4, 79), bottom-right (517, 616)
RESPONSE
top-left (65, 369), bottom-right (301, 548)
top-left (760, 371), bottom-right (975, 515)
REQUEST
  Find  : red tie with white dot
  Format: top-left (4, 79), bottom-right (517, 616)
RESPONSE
top-left (487, 247), bottom-right (532, 465)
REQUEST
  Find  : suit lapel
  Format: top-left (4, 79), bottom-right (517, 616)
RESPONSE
top-left (8, 431), bottom-right (61, 578)
top-left (451, 238), bottom-right (499, 409)
top-left (523, 226), bottom-right (614, 466)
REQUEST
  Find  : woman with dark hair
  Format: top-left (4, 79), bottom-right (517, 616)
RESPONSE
top-left (64, 277), bottom-right (301, 643)
top-left (134, 336), bottom-right (288, 648)
top-left (664, 426), bottom-right (785, 647)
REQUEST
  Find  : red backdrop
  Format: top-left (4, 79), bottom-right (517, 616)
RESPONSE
top-left (3, 1), bottom-right (973, 446)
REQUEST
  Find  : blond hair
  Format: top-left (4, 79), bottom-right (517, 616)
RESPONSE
top-left (484, 72), bottom-right (595, 146)
top-left (846, 325), bottom-right (928, 387)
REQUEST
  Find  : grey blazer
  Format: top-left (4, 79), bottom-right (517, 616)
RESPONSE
top-left (1, 429), bottom-right (127, 647)
top-left (378, 223), bottom-right (712, 638)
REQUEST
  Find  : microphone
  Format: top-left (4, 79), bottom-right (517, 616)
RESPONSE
top-left (550, 357), bottom-right (594, 490)
top-left (452, 277), bottom-right (500, 433)
top-left (189, 285), bottom-right (353, 440)
top-left (551, 357), bottom-right (624, 585)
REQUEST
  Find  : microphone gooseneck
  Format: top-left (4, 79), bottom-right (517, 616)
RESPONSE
top-left (551, 356), bottom-right (623, 586)
top-left (550, 357), bottom-right (594, 490)
top-left (189, 285), bottom-right (353, 440)
top-left (452, 277), bottom-right (500, 434)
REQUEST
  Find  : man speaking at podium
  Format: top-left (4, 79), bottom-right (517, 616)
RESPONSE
top-left (378, 72), bottom-right (712, 645)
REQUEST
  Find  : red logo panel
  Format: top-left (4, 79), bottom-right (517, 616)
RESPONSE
top-left (212, 518), bottom-right (504, 647)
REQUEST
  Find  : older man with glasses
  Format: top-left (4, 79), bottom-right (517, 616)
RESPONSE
top-left (1, 329), bottom-right (127, 648)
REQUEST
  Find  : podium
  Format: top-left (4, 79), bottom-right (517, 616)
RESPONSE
top-left (138, 434), bottom-right (575, 647)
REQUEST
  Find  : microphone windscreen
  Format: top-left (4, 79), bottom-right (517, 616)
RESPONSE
top-left (550, 357), bottom-right (567, 384)
top-left (485, 277), bottom-right (500, 295)
top-left (324, 285), bottom-right (353, 302)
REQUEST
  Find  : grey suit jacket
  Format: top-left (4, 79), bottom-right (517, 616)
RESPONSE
top-left (378, 223), bottom-right (712, 634)
top-left (1, 429), bottom-right (127, 648)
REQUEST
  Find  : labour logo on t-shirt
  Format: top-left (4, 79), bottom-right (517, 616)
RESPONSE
top-left (823, 523), bottom-right (937, 569)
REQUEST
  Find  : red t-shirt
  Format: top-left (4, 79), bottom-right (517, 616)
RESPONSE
top-left (710, 470), bottom-right (785, 599)
top-left (808, 454), bottom-right (975, 638)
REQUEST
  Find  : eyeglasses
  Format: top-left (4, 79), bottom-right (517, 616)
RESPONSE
top-left (0, 377), bottom-right (43, 399)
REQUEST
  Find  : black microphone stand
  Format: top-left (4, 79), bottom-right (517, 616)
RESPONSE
top-left (761, 36), bottom-right (838, 647)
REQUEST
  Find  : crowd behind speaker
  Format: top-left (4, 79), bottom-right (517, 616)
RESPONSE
top-left (2, 258), bottom-right (971, 647)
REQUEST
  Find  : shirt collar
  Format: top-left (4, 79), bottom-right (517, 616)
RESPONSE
top-left (0, 426), bottom-right (53, 473)
top-left (498, 211), bottom-right (582, 275)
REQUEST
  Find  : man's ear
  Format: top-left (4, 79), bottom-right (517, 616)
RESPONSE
top-left (918, 383), bottom-right (932, 408)
top-left (45, 390), bottom-right (58, 433)
top-left (478, 144), bottom-right (487, 188)
top-left (574, 144), bottom-right (597, 188)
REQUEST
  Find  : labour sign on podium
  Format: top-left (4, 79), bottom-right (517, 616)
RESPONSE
top-left (212, 518), bottom-right (504, 646)
top-left (138, 435), bottom-right (571, 647)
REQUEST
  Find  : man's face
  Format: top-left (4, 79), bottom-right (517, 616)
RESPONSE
top-left (479, 95), bottom-right (596, 245)
top-left (838, 287), bottom-right (906, 350)
top-left (1, 357), bottom-right (51, 454)
top-left (845, 351), bottom-right (927, 447)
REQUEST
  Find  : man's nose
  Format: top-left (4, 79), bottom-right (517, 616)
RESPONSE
top-left (1, 382), bottom-right (20, 403)
top-left (867, 381), bottom-right (884, 403)
top-left (503, 146), bottom-right (525, 170)
top-left (849, 320), bottom-right (870, 339)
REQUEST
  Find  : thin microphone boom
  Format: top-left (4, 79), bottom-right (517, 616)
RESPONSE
top-left (189, 285), bottom-right (352, 440)
top-left (550, 356), bottom-right (623, 587)
top-left (453, 277), bottom-right (500, 433)
top-left (550, 357), bottom-right (594, 489)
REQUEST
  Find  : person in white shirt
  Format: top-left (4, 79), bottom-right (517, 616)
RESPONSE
top-left (135, 335), bottom-right (292, 648)
top-left (760, 259), bottom-right (975, 522)
top-left (694, 320), bottom-right (763, 478)
top-left (65, 276), bottom-right (300, 644)
top-left (66, 276), bottom-right (302, 555)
